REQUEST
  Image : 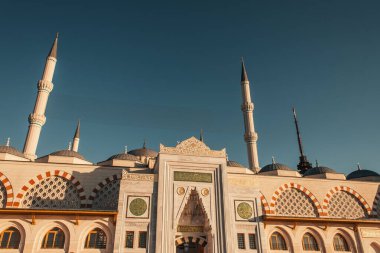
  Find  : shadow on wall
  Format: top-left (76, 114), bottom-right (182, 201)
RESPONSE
top-left (21, 167), bottom-right (124, 210)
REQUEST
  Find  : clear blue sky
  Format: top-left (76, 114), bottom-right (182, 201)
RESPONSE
top-left (1, 0), bottom-right (379, 174)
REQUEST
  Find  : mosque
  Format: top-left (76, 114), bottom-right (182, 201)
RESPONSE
top-left (0, 34), bottom-right (379, 253)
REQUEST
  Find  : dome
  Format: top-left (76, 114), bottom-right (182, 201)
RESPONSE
top-left (227, 160), bottom-right (245, 168)
top-left (128, 147), bottom-right (158, 157)
top-left (0, 145), bottom-right (25, 158)
top-left (259, 163), bottom-right (293, 173)
top-left (49, 150), bottom-right (86, 160)
top-left (304, 166), bottom-right (337, 176)
top-left (346, 169), bottom-right (380, 180)
top-left (106, 153), bottom-right (140, 161)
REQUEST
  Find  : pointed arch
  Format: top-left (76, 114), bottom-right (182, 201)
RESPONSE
top-left (259, 192), bottom-right (271, 214)
top-left (87, 173), bottom-right (121, 208)
top-left (13, 170), bottom-right (86, 207)
top-left (269, 182), bottom-right (323, 216)
top-left (0, 171), bottom-right (13, 207)
top-left (322, 186), bottom-right (371, 217)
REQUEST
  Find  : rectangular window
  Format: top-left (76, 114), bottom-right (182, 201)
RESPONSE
top-left (248, 234), bottom-right (256, 249)
top-left (125, 231), bottom-right (134, 248)
top-left (138, 231), bottom-right (147, 248)
top-left (237, 233), bottom-right (245, 249)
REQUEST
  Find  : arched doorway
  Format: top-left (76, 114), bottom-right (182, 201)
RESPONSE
top-left (176, 242), bottom-right (205, 253)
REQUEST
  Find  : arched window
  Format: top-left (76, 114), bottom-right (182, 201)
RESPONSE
top-left (333, 234), bottom-right (350, 251)
top-left (84, 228), bottom-right (107, 249)
top-left (302, 233), bottom-right (319, 251)
top-left (0, 227), bottom-right (21, 249)
top-left (41, 227), bottom-right (65, 249)
top-left (270, 232), bottom-right (287, 250)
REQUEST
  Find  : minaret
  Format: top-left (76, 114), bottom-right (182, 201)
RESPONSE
top-left (240, 59), bottom-right (259, 172)
top-left (292, 107), bottom-right (312, 174)
top-left (23, 33), bottom-right (58, 160)
top-left (71, 121), bottom-right (80, 152)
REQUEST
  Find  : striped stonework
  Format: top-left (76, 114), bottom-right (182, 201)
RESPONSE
top-left (0, 171), bottom-right (13, 207)
top-left (373, 192), bottom-right (380, 217)
top-left (322, 186), bottom-right (371, 217)
top-left (12, 170), bottom-right (86, 208)
top-left (175, 236), bottom-right (207, 247)
top-left (259, 192), bottom-right (270, 214)
top-left (269, 182), bottom-right (323, 216)
top-left (87, 174), bottom-right (121, 208)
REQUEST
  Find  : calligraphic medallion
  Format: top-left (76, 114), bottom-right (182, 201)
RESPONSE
top-left (237, 202), bottom-right (253, 219)
top-left (129, 198), bottom-right (147, 216)
top-left (177, 187), bottom-right (185, 195)
top-left (201, 188), bottom-right (209, 196)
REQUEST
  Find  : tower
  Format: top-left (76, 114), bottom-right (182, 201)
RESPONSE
top-left (240, 59), bottom-right (259, 172)
top-left (72, 121), bottom-right (80, 152)
top-left (23, 33), bottom-right (58, 160)
top-left (292, 107), bottom-right (312, 174)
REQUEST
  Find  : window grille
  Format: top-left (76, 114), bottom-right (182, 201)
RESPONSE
top-left (302, 233), bottom-right (319, 251)
top-left (275, 188), bottom-right (318, 217)
top-left (0, 227), bottom-right (21, 249)
top-left (269, 232), bottom-right (287, 250)
top-left (41, 227), bottom-right (65, 249)
top-left (237, 233), bottom-right (245, 249)
top-left (138, 231), bottom-right (147, 248)
top-left (93, 179), bottom-right (120, 210)
top-left (0, 182), bottom-right (6, 208)
top-left (248, 233), bottom-right (256, 249)
top-left (328, 191), bottom-right (367, 219)
top-left (84, 228), bottom-right (107, 249)
top-left (333, 234), bottom-right (350, 251)
top-left (125, 231), bottom-right (134, 248)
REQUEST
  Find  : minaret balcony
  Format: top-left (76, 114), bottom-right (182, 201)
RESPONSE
top-left (244, 132), bottom-right (258, 142)
top-left (28, 113), bottom-right (46, 126)
top-left (241, 102), bottom-right (254, 112)
top-left (37, 80), bottom-right (54, 92)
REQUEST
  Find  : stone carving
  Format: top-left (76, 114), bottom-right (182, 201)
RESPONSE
top-left (177, 225), bottom-right (204, 232)
top-left (178, 189), bottom-right (211, 231)
top-left (22, 176), bottom-right (80, 209)
top-left (201, 188), bottom-right (209, 196)
top-left (129, 198), bottom-right (148, 216)
top-left (177, 187), bottom-right (185, 195)
top-left (0, 182), bottom-right (6, 208)
top-left (160, 136), bottom-right (226, 157)
top-left (122, 170), bottom-right (154, 181)
top-left (328, 191), bottom-right (367, 219)
top-left (275, 188), bottom-right (318, 217)
top-left (174, 171), bottom-right (212, 183)
top-left (237, 202), bottom-right (253, 219)
top-left (93, 179), bottom-right (120, 210)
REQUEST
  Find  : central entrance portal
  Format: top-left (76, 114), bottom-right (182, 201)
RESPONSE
top-left (176, 242), bottom-right (204, 253)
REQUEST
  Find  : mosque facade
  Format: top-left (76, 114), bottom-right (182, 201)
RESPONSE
top-left (0, 35), bottom-right (379, 253)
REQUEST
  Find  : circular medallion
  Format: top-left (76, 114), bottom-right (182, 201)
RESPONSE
top-left (201, 188), bottom-right (209, 196)
top-left (237, 202), bottom-right (253, 219)
top-left (129, 198), bottom-right (147, 216)
top-left (177, 187), bottom-right (185, 195)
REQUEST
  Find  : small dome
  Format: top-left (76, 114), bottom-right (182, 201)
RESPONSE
top-left (227, 160), bottom-right (245, 168)
top-left (49, 150), bottom-right (86, 160)
top-left (346, 169), bottom-right (380, 180)
top-left (304, 166), bottom-right (337, 176)
top-left (259, 163), bottom-right (293, 173)
top-left (128, 147), bottom-right (158, 157)
top-left (0, 145), bottom-right (25, 158)
top-left (106, 153), bottom-right (140, 161)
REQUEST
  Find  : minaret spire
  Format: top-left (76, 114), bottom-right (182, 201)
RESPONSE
top-left (71, 120), bottom-right (80, 152)
top-left (292, 107), bottom-right (312, 174)
top-left (199, 129), bottom-right (204, 142)
top-left (240, 58), bottom-right (259, 172)
top-left (23, 33), bottom-right (58, 160)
